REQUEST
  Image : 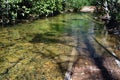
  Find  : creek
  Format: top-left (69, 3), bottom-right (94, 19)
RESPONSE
top-left (0, 13), bottom-right (120, 80)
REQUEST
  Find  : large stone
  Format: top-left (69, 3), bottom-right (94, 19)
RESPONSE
top-left (80, 6), bottom-right (96, 13)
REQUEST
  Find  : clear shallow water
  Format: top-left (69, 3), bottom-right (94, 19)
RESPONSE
top-left (0, 13), bottom-right (119, 80)
top-left (94, 24), bottom-right (120, 59)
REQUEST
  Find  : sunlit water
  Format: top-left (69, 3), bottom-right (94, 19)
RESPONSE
top-left (0, 13), bottom-right (120, 80)
top-left (94, 24), bottom-right (120, 59)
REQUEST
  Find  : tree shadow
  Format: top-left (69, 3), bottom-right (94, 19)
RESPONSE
top-left (29, 33), bottom-right (64, 44)
top-left (83, 36), bottom-right (115, 80)
top-left (29, 32), bottom-right (75, 48)
top-left (50, 23), bottom-right (65, 32)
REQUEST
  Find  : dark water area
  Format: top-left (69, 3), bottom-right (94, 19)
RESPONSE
top-left (0, 13), bottom-right (120, 80)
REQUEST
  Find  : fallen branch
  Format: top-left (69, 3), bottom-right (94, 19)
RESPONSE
top-left (93, 36), bottom-right (120, 61)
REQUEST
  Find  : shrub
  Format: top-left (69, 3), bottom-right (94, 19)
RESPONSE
top-left (65, 0), bottom-right (94, 11)
top-left (0, 0), bottom-right (64, 25)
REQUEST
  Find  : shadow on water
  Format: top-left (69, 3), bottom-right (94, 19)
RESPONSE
top-left (29, 33), bottom-right (64, 44)
top-left (83, 35), bottom-right (115, 80)
top-left (29, 22), bottom-right (74, 76)
top-left (29, 22), bottom-right (69, 44)
top-left (50, 23), bottom-right (65, 32)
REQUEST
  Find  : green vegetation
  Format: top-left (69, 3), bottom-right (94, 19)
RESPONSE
top-left (0, 0), bottom-right (96, 25)
top-left (95, 0), bottom-right (120, 33)
top-left (31, 0), bottom-right (63, 17)
top-left (1, 0), bottom-right (120, 80)
top-left (65, 0), bottom-right (96, 11)
top-left (0, 0), bottom-right (64, 25)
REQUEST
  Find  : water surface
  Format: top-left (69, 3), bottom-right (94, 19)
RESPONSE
top-left (0, 13), bottom-right (119, 80)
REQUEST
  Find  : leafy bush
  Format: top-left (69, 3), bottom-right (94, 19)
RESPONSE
top-left (0, 0), bottom-right (64, 25)
top-left (0, 0), bottom-right (96, 25)
top-left (31, 0), bottom-right (63, 17)
top-left (65, 0), bottom-right (95, 11)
